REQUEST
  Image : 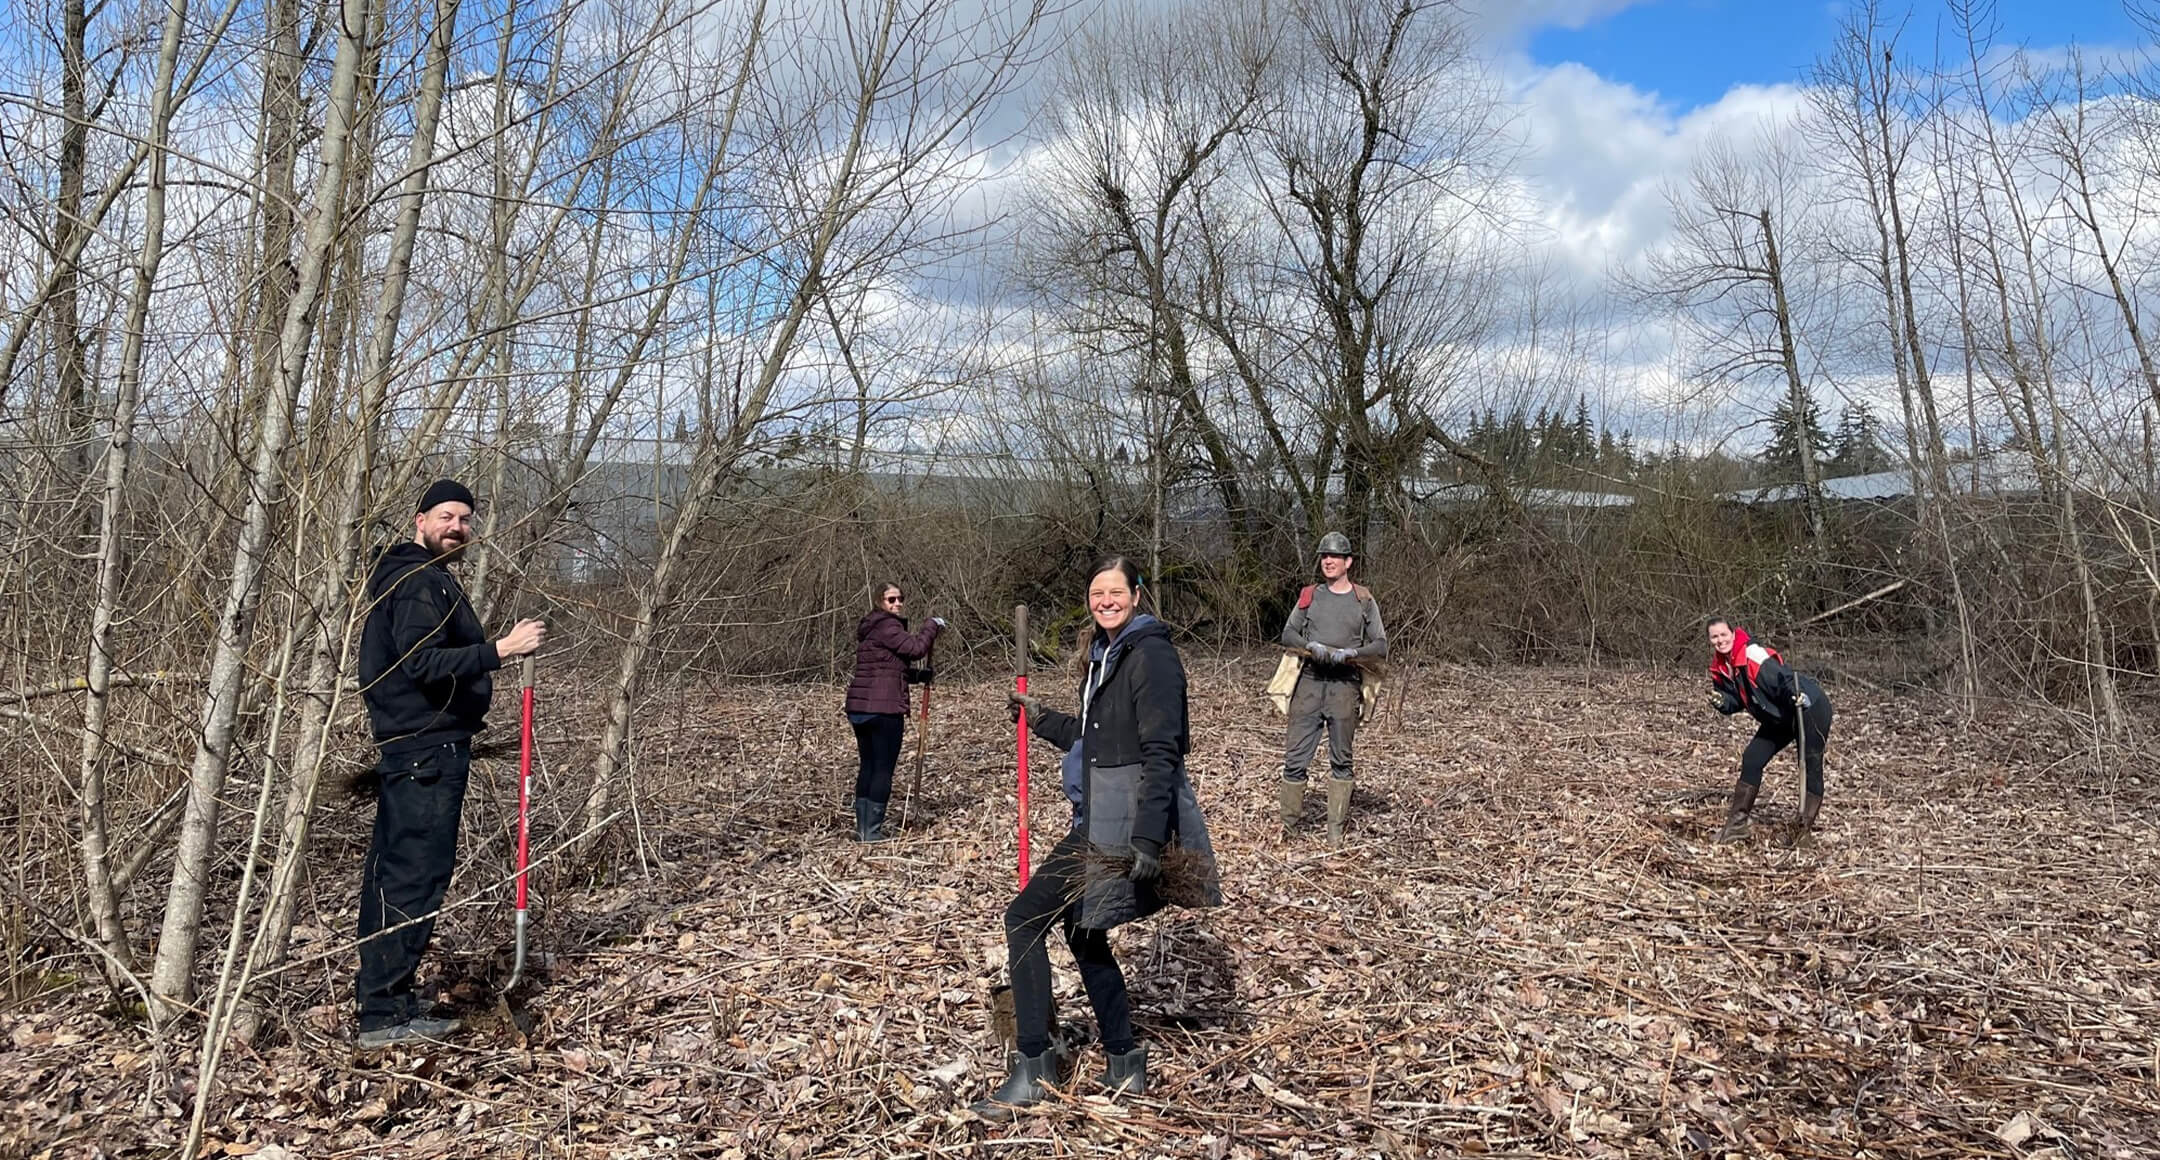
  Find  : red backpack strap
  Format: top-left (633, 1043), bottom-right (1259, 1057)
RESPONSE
top-left (1351, 583), bottom-right (1372, 604)
top-left (1296, 585), bottom-right (1315, 609)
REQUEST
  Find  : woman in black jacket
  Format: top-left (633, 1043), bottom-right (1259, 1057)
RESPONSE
top-left (1707, 618), bottom-right (1833, 845)
top-left (973, 556), bottom-right (1219, 1119)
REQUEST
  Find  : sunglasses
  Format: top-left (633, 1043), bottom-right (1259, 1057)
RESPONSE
top-left (883, 595), bottom-right (905, 604)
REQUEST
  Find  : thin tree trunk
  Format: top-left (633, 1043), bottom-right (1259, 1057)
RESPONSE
top-left (75, 0), bottom-right (195, 983)
top-left (1758, 208), bottom-right (1825, 540)
top-left (242, 0), bottom-right (466, 1024)
top-left (583, 0), bottom-right (898, 850)
top-left (1872, 43), bottom-right (1976, 703)
top-left (148, 0), bottom-right (376, 1011)
top-left (477, 137), bottom-right (730, 625)
top-left (463, 0), bottom-right (535, 618)
top-left (52, 0), bottom-right (92, 453)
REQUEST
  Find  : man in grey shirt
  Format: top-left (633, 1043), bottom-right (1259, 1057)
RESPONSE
top-left (1276, 531), bottom-right (1388, 841)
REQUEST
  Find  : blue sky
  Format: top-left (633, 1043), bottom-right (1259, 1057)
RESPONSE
top-left (1529, 0), bottom-right (2144, 110)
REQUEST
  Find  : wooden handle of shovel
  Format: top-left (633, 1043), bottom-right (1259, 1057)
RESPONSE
top-left (1014, 604), bottom-right (1030, 889)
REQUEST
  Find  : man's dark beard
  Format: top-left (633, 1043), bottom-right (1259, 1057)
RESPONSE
top-left (422, 531), bottom-right (469, 563)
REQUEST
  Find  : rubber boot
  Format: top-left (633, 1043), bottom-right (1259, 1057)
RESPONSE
top-left (971, 1050), bottom-right (1057, 1120)
top-left (1098, 1045), bottom-right (1148, 1096)
top-left (1278, 779), bottom-right (1304, 833)
top-left (1715, 779), bottom-right (1759, 844)
top-left (1790, 791), bottom-right (1824, 849)
top-left (1325, 778), bottom-right (1353, 843)
top-left (853, 797), bottom-right (888, 843)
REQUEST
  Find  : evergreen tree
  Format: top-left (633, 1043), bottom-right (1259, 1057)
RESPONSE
top-left (1571, 395), bottom-right (1595, 466)
top-left (1826, 401), bottom-right (1890, 477)
top-left (1500, 408), bottom-right (1532, 468)
top-left (1762, 391), bottom-right (1830, 483)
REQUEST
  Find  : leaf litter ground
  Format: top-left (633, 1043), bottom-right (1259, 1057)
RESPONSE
top-left (5, 662), bottom-right (2157, 1158)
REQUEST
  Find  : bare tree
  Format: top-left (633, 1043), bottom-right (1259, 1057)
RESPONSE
top-left (1260, 0), bottom-right (1513, 546)
top-left (1812, 2), bottom-right (1979, 706)
top-left (576, 0), bottom-right (1051, 849)
top-left (73, 0), bottom-right (200, 983)
top-left (1950, 0), bottom-right (2125, 733)
top-left (1024, 0), bottom-right (1275, 592)
top-left (1639, 135), bottom-right (1830, 540)
top-left (149, 0), bottom-right (396, 1009)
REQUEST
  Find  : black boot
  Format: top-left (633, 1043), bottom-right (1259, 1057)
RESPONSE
top-left (971, 1050), bottom-right (1057, 1120)
top-left (854, 797), bottom-right (888, 843)
top-left (1715, 779), bottom-right (1759, 844)
top-left (1098, 1045), bottom-right (1148, 1096)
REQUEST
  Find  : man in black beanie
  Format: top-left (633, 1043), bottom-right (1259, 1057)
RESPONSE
top-left (352, 479), bottom-right (545, 1048)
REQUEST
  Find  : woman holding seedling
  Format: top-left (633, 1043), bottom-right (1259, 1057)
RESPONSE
top-left (976, 556), bottom-right (1218, 1119)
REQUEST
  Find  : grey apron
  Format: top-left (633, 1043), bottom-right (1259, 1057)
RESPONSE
top-left (1072, 643), bottom-right (1222, 931)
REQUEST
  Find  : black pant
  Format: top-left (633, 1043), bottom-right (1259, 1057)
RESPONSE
top-left (851, 712), bottom-right (905, 804)
top-left (1003, 832), bottom-right (1135, 1058)
top-left (1740, 698), bottom-right (1832, 796)
top-left (356, 740), bottom-right (470, 1030)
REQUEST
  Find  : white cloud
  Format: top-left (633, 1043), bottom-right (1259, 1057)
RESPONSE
top-left (1462, 0), bottom-right (1650, 45)
top-left (1510, 61), bottom-right (1811, 280)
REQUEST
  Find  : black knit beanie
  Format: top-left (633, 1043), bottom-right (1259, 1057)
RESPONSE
top-left (416, 479), bottom-right (476, 513)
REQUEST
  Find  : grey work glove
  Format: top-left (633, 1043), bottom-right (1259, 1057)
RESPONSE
top-left (1306, 640), bottom-right (1331, 661)
top-left (1128, 839), bottom-right (1161, 884)
top-left (1007, 689), bottom-right (1044, 723)
top-left (1794, 691), bottom-right (1812, 709)
top-left (1326, 646), bottom-right (1356, 665)
top-left (930, 616), bottom-right (947, 628)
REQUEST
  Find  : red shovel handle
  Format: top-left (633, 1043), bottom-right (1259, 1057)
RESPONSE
top-left (515, 655), bottom-right (535, 910)
top-left (1014, 604), bottom-right (1030, 890)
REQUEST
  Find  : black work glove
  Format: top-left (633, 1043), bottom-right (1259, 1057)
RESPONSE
top-left (1708, 693), bottom-right (1726, 713)
top-left (1007, 690), bottom-right (1044, 723)
top-left (1128, 839), bottom-right (1161, 883)
top-left (906, 667), bottom-right (934, 684)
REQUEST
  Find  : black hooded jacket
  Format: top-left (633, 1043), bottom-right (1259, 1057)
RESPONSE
top-left (357, 541), bottom-right (502, 754)
top-left (1027, 616), bottom-right (1189, 851)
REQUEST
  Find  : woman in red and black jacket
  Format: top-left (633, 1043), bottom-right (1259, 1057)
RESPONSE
top-left (843, 582), bottom-right (942, 842)
top-left (1707, 618), bottom-right (1833, 845)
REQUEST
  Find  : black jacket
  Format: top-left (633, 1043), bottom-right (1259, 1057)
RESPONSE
top-left (1712, 645), bottom-right (1828, 734)
top-left (357, 541), bottom-right (502, 755)
top-left (1028, 616), bottom-right (1189, 852)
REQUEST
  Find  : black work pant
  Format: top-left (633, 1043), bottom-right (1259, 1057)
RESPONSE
top-left (1003, 832), bottom-right (1135, 1059)
top-left (851, 712), bottom-right (906, 804)
top-left (355, 740), bottom-right (470, 1030)
top-left (1739, 698), bottom-right (1832, 796)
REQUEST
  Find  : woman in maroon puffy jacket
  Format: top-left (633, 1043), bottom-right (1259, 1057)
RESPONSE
top-left (843, 582), bottom-right (942, 841)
